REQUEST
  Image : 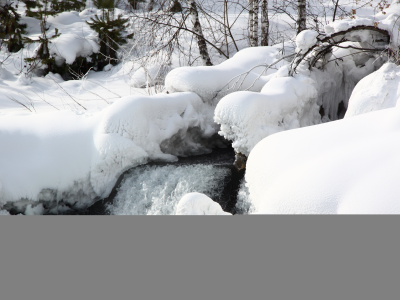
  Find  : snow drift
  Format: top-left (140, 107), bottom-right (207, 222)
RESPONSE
top-left (245, 105), bottom-right (400, 214)
top-left (0, 92), bottom-right (217, 212)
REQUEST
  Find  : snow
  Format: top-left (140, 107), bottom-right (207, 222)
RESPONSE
top-left (215, 70), bottom-right (320, 156)
top-left (176, 193), bottom-right (231, 215)
top-left (165, 46), bottom-right (287, 104)
top-left (324, 1), bottom-right (400, 47)
top-left (216, 41), bottom-right (385, 155)
top-left (346, 63), bottom-right (400, 117)
top-left (246, 107), bottom-right (400, 214)
top-left (0, 92), bottom-right (217, 211)
top-left (0, 209), bottom-right (10, 216)
top-left (296, 30), bottom-right (319, 53)
top-left (2, 0), bottom-right (400, 214)
top-left (50, 33), bottom-right (99, 65)
top-left (131, 65), bottom-right (171, 88)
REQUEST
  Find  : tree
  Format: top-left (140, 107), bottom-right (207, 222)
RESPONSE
top-left (87, 0), bottom-right (133, 70)
top-left (0, 1), bottom-right (27, 52)
top-left (260, 0), bottom-right (269, 46)
top-left (297, 0), bottom-right (306, 34)
top-left (22, 0), bottom-right (60, 73)
top-left (188, 0), bottom-right (212, 66)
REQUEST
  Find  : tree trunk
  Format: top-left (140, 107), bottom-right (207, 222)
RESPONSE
top-left (253, 0), bottom-right (259, 46)
top-left (260, 0), bottom-right (269, 46)
top-left (188, 0), bottom-right (212, 66)
top-left (297, 0), bottom-right (306, 35)
top-left (248, 0), bottom-right (255, 47)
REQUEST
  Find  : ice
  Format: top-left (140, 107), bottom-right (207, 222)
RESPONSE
top-left (176, 193), bottom-right (231, 215)
top-left (234, 179), bottom-right (255, 215)
top-left (110, 164), bottom-right (230, 215)
top-left (346, 63), bottom-right (400, 117)
top-left (246, 107), bottom-right (400, 214)
top-left (25, 203), bottom-right (44, 215)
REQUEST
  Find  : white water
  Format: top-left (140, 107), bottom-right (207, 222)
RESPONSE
top-left (110, 164), bottom-right (230, 215)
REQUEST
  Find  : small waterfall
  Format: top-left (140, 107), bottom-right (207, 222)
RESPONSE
top-left (109, 164), bottom-right (230, 215)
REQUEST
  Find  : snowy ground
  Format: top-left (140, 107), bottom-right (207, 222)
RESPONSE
top-left (1, 0), bottom-right (399, 214)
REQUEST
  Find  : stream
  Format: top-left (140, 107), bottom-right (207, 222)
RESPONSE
top-left (78, 146), bottom-right (252, 215)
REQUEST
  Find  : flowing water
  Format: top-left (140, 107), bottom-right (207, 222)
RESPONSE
top-left (84, 147), bottom-right (250, 215)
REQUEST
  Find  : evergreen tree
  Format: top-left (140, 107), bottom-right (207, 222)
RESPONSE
top-left (22, 0), bottom-right (60, 73)
top-left (0, 1), bottom-right (27, 52)
top-left (87, 0), bottom-right (133, 70)
top-left (51, 0), bottom-right (86, 13)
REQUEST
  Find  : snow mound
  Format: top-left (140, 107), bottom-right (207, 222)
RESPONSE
top-left (165, 46), bottom-right (284, 103)
top-left (346, 63), bottom-right (400, 117)
top-left (215, 71), bottom-right (320, 156)
top-left (0, 93), bottom-right (217, 212)
top-left (296, 30), bottom-right (319, 53)
top-left (176, 193), bottom-right (231, 215)
top-left (50, 33), bottom-right (99, 64)
top-left (246, 107), bottom-right (400, 214)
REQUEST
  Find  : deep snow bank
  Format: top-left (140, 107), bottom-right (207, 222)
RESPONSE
top-left (165, 46), bottom-right (286, 104)
top-left (346, 63), bottom-right (400, 117)
top-left (246, 107), bottom-right (400, 214)
top-left (0, 92), bottom-right (217, 211)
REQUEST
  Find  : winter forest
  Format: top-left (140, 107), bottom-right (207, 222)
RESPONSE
top-left (1, 0), bottom-right (399, 215)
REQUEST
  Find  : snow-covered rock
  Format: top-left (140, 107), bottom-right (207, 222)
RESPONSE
top-left (246, 107), bottom-right (400, 214)
top-left (215, 71), bottom-right (320, 156)
top-left (176, 193), bottom-right (231, 215)
top-left (346, 63), bottom-right (400, 117)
